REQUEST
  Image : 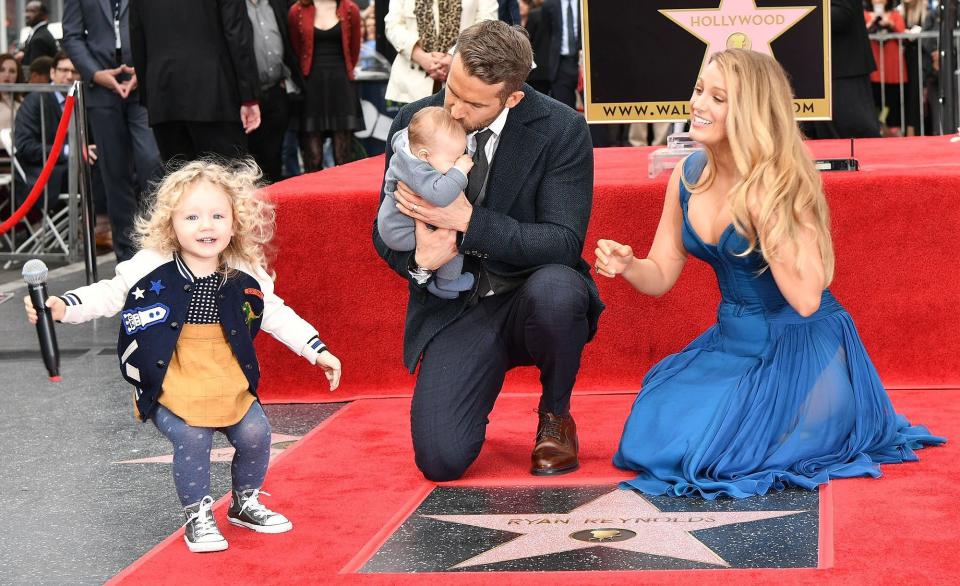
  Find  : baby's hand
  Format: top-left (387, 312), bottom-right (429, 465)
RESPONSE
top-left (23, 295), bottom-right (65, 324)
top-left (316, 350), bottom-right (342, 391)
top-left (454, 154), bottom-right (474, 175)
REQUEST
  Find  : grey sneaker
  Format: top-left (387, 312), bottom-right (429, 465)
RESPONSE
top-left (227, 489), bottom-right (293, 534)
top-left (183, 496), bottom-right (228, 553)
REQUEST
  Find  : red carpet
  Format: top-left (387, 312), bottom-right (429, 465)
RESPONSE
top-left (108, 390), bottom-right (957, 584)
top-left (255, 137), bottom-right (960, 402)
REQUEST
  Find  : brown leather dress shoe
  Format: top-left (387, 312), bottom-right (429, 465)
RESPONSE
top-left (530, 411), bottom-right (579, 476)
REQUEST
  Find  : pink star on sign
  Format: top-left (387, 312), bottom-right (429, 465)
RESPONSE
top-left (660, 0), bottom-right (814, 69)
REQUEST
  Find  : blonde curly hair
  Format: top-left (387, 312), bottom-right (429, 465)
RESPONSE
top-left (134, 158), bottom-right (275, 275)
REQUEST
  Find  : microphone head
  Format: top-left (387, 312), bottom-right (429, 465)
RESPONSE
top-left (22, 259), bottom-right (49, 285)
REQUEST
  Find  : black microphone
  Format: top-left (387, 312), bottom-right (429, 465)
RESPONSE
top-left (22, 259), bottom-right (61, 382)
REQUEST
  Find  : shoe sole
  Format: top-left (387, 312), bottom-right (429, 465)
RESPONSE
top-left (228, 517), bottom-right (293, 534)
top-left (183, 535), bottom-right (228, 553)
top-left (530, 463), bottom-right (580, 476)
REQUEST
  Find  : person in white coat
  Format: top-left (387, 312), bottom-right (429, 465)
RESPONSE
top-left (384, 0), bottom-right (498, 104)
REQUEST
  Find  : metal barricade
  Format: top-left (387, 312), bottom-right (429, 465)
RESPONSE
top-left (0, 81), bottom-right (97, 282)
top-left (868, 28), bottom-right (960, 137)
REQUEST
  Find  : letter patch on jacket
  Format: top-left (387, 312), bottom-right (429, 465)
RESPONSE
top-left (122, 303), bottom-right (170, 335)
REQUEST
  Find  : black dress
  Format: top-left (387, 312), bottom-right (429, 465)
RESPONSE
top-left (301, 23), bottom-right (365, 133)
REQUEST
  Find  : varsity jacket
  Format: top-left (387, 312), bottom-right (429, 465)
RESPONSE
top-left (59, 249), bottom-right (326, 421)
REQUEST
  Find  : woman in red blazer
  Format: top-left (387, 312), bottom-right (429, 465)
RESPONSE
top-left (289, 0), bottom-right (364, 169)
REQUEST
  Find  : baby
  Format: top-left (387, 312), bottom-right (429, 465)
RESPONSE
top-left (377, 106), bottom-right (475, 299)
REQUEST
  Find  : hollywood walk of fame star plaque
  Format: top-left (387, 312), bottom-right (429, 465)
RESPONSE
top-left (358, 485), bottom-right (823, 573)
top-left (582, 0), bottom-right (830, 122)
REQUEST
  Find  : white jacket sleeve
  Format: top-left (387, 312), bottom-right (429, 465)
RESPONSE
top-left (475, 0), bottom-right (499, 23)
top-left (60, 249), bottom-right (165, 324)
top-left (385, 0), bottom-right (419, 60)
top-left (253, 265), bottom-right (324, 365)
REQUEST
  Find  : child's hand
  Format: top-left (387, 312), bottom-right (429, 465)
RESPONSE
top-left (317, 351), bottom-right (342, 391)
top-left (23, 295), bottom-right (66, 324)
top-left (454, 154), bottom-right (474, 175)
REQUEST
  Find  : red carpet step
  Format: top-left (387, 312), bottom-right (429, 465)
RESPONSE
top-left (255, 137), bottom-right (960, 403)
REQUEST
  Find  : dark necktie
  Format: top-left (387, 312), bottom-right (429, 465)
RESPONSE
top-left (466, 129), bottom-right (493, 205)
top-left (566, 0), bottom-right (578, 55)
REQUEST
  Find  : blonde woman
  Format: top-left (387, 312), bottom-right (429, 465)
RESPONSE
top-left (24, 159), bottom-right (342, 551)
top-left (383, 0), bottom-right (498, 104)
top-left (595, 49), bottom-right (943, 499)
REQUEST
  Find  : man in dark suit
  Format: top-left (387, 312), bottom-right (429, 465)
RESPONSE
top-left (129, 0), bottom-right (262, 162)
top-left (244, 0), bottom-right (303, 183)
top-left (18, 1), bottom-right (59, 66)
top-left (540, 0), bottom-right (580, 109)
top-left (373, 20), bottom-right (602, 482)
top-left (62, 0), bottom-right (163, 261)
top-left (13, 53), bottom-right (80, 205)
top-left (805, 0), bottom-right (881, 139)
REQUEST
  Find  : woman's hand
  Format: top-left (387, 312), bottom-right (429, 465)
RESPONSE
top-left (23, 295), bottom-right (65, 324)
top-left (317, 350), bottom-right (342, 391)
top-left (412, 45), bottom-right (441, 78)
top-left (594, 239), bottom-right (635, 278)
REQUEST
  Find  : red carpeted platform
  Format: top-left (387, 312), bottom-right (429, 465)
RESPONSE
top-left (255, 136), bottom-right (960, 403)
top-left (107, 390), bottom-right (957, 584)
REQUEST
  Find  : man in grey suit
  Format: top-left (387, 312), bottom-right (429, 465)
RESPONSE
top-left (62, 0), bottom-right (162, 261)
top-left (373, 21), bottom-right (602, 482)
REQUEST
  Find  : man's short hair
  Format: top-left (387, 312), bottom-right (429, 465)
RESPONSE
top-left (51, 51), bottom-right (70, 70)
top-left (456, 20), bottom-right (533, 100)
top-left (29, 55), bottom-right (53, 77)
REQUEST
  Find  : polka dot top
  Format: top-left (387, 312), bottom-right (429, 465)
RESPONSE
top-left (185, 273), bottom-right (220, 324)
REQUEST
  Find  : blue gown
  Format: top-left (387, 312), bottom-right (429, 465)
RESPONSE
top-left (613, 152), bottom-right (945, 499)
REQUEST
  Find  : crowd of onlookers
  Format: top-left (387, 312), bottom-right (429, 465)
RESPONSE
top-left (0, 0), bottom-right (956, 263)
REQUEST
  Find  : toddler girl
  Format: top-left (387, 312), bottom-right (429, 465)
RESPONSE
top-left (25, 159), bottom-right (342, 552)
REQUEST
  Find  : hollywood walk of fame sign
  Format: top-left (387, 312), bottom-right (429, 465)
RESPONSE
top-left (359, 485), bottom-right (822, 572)
top-left (582, 0), bottom-right (830, 122)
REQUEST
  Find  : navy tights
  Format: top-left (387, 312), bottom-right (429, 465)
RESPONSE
top-left (151, 402), bottom-right (271, 506)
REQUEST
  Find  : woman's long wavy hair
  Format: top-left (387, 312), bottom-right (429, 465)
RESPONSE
top-left (134, 158), bottom-right (276, 276)
top-left (686, 49), bottom-right (834, 285)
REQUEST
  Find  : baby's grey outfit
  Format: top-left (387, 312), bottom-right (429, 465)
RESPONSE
top-left (377, 129), bottom-right (473, 296)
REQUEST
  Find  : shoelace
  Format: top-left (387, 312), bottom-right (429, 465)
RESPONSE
top-left (238, 489), bottom-right (273, 520)
top-left (536, 413), bottom-right (563, 442)
top-left (185, 496), bottom-right (218, 537)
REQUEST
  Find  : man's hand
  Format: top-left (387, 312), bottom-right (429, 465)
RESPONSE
top-left (394, 181), bottom-right (472, 232)
top-left (84, 144), bottom-right (98, 165)
top-left (240, 103), bottom-right (261, 134)
top-left (93, 67), bottom-right (132, 98)
top-left (120, 65), bottom-right (138, 94)
top-left (413, 220), bottom-right (457, 270)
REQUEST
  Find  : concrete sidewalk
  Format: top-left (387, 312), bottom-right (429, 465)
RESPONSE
top-left (0, 257), bottom-right (342, 584)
